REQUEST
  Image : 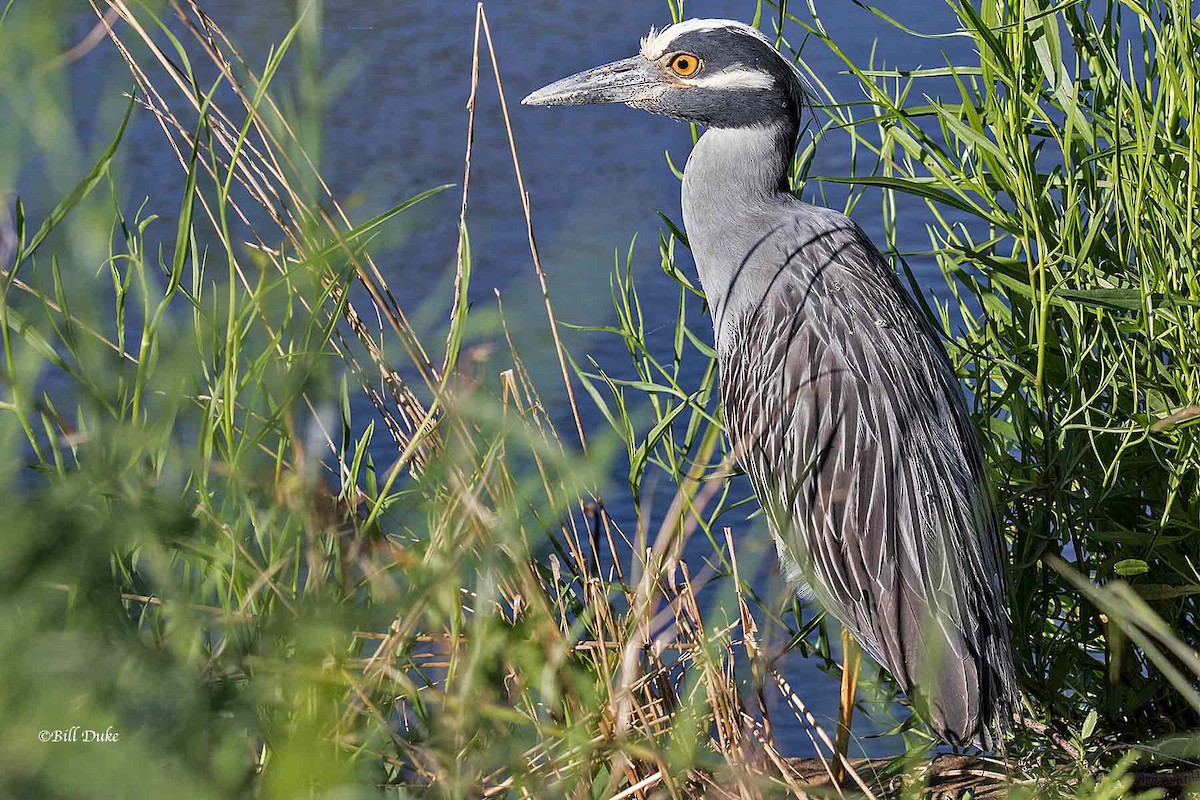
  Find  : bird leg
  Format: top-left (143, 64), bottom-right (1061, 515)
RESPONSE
top-left (833, 627), bottom-right (862, 786)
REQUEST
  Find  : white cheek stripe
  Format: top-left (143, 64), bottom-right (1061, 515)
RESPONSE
top-left (688, 69), bottom-right (774, 90)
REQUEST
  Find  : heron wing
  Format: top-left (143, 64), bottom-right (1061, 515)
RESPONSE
top-left (717, 212), bottom-right (1013, 745)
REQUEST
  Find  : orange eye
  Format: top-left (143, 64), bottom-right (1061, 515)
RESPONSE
top-left (668, 53), bottom-right (702, 77)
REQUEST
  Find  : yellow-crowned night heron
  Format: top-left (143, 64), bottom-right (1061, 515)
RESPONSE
top-left (524, 19), bottom-right (1018, 752)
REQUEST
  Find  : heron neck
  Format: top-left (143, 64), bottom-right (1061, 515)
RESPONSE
top-left (686, 123), bottom-right (796, 201)
top-left (681, 122), bottom-right (797, 324)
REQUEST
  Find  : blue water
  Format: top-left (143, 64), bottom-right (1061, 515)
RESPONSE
top-left (40, 0), bottom-right (982, 759)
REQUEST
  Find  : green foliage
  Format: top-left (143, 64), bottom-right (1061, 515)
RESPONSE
top-left (587, 0), bottom-right (1200, 783)
top-left (1, 0), bottom-right (1198, 797)
top-left (786, 0), bottom-right (1199, 742)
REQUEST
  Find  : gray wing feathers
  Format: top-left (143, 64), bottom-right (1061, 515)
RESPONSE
top-left (718, 209), bottom-right (1016, 747)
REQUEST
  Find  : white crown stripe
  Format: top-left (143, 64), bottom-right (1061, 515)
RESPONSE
top-left (640, 19), bottom-right (772, 61)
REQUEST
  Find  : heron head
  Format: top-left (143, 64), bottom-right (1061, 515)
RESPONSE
top-left (521, 19), bottom-right (807, 129)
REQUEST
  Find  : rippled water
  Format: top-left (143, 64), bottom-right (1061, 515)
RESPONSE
top-left (57, 0), bottom-right (978, 757)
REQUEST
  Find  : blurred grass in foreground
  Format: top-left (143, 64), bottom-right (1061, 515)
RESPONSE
top-left (0, 0), bottom-right (1196, 797)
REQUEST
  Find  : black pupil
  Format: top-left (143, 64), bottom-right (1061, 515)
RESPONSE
top-left (677, 57), bottom-right (690, 70)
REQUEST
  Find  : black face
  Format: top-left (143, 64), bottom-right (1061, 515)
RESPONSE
top-left (639, 27), bottom-right (806, 129)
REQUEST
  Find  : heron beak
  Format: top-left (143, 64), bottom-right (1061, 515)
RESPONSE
top-left (522, 56), bottom-right (656, 107)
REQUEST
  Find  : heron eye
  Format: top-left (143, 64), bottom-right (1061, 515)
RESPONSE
top-left (669, 53), bottom-right (702, 77)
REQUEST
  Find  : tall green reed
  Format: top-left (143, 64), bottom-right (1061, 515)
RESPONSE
top-left (2, 0), bottom-right (1197, 796)
top-left (776, 0), bottom-right (1199, 749)
top-left (585, 0), bottom-right (1200, 775)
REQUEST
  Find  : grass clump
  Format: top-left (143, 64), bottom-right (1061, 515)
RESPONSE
top-left (0, 0), bottom-right (1197, 797)
top-left (782, 0), bottom-right (1199, 745)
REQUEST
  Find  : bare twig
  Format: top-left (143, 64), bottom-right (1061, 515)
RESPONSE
top-left (476, 5), bottom-right (588, 457)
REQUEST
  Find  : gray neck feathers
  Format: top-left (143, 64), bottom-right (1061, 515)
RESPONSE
top-left (681, 123), bottom-right (797, 339)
